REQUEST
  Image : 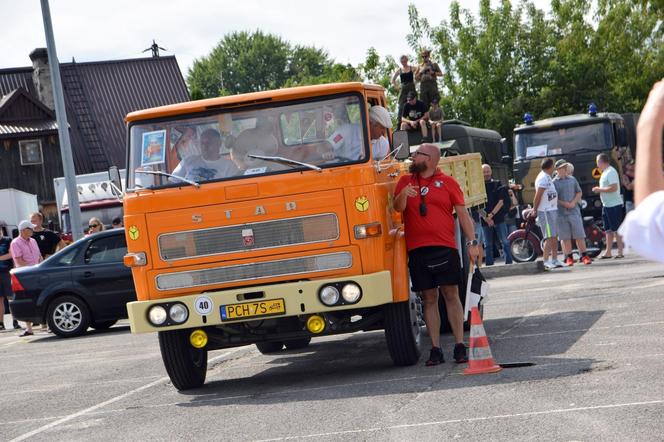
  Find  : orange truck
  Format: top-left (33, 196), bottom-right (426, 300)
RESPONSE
top-left (113, 82), bottom-right (485, 390)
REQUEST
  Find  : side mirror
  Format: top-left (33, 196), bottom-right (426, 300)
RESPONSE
top-left (616, 127), bottom-right (627, 147)
top-left (108, 166), bottom-right (123, 196)
top-left (500, 137), bottom-right (509, 156)
top-left (393, 130), bottom-right (410, 160)
top-left (502, 155), bottom-right (513, 166)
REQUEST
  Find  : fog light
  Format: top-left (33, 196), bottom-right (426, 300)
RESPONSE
top-left (169, 303), bottom-right (189, 323)
top-left (341, 283), bottom-right (362, 303)
top-left (306, 315), bottom-right (326, 334)
top-left (319, 286), bottom-right (340, 306)
top-left (148, 305), bottom-right (167, 325)
top-left (594, 199), bottom-right (602, 208)
top-left (189, 329), bottom-right (208, 348)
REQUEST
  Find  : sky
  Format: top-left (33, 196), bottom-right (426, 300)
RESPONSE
top-left (1, 0), bottom-right (551, 79)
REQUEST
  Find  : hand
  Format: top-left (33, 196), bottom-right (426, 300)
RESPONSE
top-left (468, 244), bottom-right (480, 264)
top-left (486, 218), bottom-right (495, 227)
top-left (402, 183), bottom-right (418, 198)
top-left (638, 79), bottom-right (664, 129)
top-left (592, 186), bottom-right (600, 194)
top-left (410, 121), bottom-right (418, 129)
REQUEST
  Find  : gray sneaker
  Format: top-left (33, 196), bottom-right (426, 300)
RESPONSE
top-left (552, 259), bottom-right (565, 268)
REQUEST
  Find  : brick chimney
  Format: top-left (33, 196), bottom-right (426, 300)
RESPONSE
top-left (29, 48), bottom-right (54, 110)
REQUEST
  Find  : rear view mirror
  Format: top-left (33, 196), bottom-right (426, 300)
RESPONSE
top-left (393, 130), bottom-right (410, 160)
top-left (616, 127), bottom-right (627, 147)
top-left (108, 166), bottom-right (122, 196)
top-left (500, 138), bottom-right (509, 156)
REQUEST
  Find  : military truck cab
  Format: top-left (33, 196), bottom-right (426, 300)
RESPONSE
top-left (513, 110), bottom-right (633, 219)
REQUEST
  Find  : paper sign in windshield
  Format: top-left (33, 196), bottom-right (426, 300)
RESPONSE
top-left (526, 144), bottom-right (547, 158)
top-left (141, 130), bottom-right (166, 166)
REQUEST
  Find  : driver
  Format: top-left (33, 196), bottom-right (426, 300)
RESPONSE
top-left (324, 106), bottom-right (364, 162)
top-left (171, 129), bottom-right (238, 182)
top-left (231, 128), bottom-right (284, 174)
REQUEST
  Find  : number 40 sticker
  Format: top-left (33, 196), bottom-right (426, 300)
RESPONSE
top-left (194, 295), bottom-right (214, 315)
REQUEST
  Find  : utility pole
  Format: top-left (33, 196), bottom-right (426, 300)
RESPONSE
top-left (39, 0), bottom-right (83, 240)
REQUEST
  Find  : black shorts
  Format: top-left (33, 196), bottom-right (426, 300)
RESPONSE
top-left (602, 205), bottom-right (624, 232)
top-left (408, 246), bottom-right (462, 291)
top-left (0, 272), bottom-right (11, 298)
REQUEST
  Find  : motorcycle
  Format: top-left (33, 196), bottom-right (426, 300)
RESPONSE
top-left (507, 208), bottom-right (604, 263)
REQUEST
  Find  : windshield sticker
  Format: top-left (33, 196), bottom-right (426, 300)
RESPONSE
top-left (355, 196), bottom-right (369, 212)
top-left (526, 144), bottom-right (547, 158)
top-left (243, 167), bottom-right (267, 175)
top-left (141, 130), bottom-right (166, 166)
top-left (548, 147), bottom-right (562, 156)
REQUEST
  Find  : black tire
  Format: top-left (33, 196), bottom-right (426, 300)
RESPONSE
top-left (91, 320), bottom-right (117, 330)
top-left (158, 329), bottom-right (207, 391)
top-left (46, 295), bottom-right (91, 338)
top-left (255, 341), bottom-right (284, 354)
top-left (384, 290), bottom-right (422, 366)
top-left (284, 337), bottom-right (311, 350)
top-left (511, 237), bottom-right (537, 263)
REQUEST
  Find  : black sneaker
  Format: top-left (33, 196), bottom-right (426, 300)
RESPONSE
top-left (426, 347), bottom-right (444, 366)
top-left (453, 343), bottom-right (468, 363)
top-left (13, 320), bottom-right (21, 330)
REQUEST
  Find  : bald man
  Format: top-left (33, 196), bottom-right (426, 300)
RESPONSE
top-left (394, 143), bottom-right (479, 366)
top-left (479, 164), bottom-right (513, 266)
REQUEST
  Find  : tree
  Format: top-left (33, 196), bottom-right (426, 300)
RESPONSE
top-left (187, 31), bottom-right (360, 99)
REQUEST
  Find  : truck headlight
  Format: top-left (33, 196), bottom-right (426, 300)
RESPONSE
top-left (169, 303), bottom-right (189, 323)
top-left (341, 283), bottom-right (362, 303)
top-left (148, 305), bottom-right (167, 325)
top-left (319, 286), bottom-right (340, 306)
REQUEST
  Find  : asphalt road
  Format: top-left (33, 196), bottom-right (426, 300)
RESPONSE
top-left (1, 255), bottom-right (663, 441)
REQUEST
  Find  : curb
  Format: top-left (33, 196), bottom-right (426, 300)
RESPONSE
top-left (479, 261), bottom-right (545, 279)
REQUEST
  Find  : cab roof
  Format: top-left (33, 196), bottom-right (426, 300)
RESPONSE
top-left (125, 82), bottom-right (384, 123)
top-left (514, 112), bottom-right (623, 133)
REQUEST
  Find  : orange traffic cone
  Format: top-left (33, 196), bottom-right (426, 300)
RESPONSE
top-left (463, 306), bottom-right (502, 375)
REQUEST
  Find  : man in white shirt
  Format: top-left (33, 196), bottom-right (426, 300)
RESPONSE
top-left (172, 129), bottom-right (238, 182)
top-left (368, 105), bottom-right (392, 159)
top-left (533, 158), bottom-right (564, 269)
top-left (592, 153), bottom-right (624, 258)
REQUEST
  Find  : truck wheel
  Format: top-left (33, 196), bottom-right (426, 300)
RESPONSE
top-left (284, 337), bottom-right (311, 350)
top-left (158, 329), bottom-right (207, 390)
top-left (91, 320), bottom-right (117, 330)
top-left (46, 295), bottom-right (91, 338)
top-left (384, 290), bottom-right (422, 366)
top-left (255, 341), bottom-right (284, 354)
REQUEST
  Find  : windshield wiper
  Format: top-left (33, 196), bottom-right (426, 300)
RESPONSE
top-left (247, 155), bottom-right (321, 172)
top-left (136, 170), bottom-right (200, 188)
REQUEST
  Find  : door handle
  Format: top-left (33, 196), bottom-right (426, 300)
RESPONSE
top-left (84, 271), bottom-right (94, 277)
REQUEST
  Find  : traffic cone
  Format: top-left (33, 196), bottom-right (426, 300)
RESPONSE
top-left (463, 306), bottom-right (502, 375)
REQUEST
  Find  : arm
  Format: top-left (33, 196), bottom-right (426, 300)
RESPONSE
top-left (593, 183), bottom-right (618, 193)
top-left (533, 186), bottom-right (545, 211)
top-left (391, 69), bottom-right (401, 88)
top-left (14, 257), bottom-right (29, 267)
top-left (393, 183), bottom-right (417, 212)
top-left (0, 252), bottom-right (11, 261)
top-left (55, 239), bottom-right (66, 252)
top-left (432, 63), bottom-right (442, 78)
top-left (570, 191), bottom-right (582, 206)
top-left (414, 66), bottom-right (423, 82)
top-left (456, 206), bottom-right (480, 263)
top-left (635, 80), bottom-right (664, 205)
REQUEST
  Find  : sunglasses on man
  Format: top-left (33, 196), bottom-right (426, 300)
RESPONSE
top-left (89, 224), bottom-right (100, 228)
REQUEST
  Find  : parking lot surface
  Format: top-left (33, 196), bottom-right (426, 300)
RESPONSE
top-left (1, 255), bottom-right (663, 441)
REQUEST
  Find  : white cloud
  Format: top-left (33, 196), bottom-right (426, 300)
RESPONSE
top-left (0, 0), bottom-right (550, 78)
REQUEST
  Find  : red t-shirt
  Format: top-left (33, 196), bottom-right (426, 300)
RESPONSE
top-left (395, 170), bottom-right (465, 251)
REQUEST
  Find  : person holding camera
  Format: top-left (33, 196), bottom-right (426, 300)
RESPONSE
top-left (393, 143), bottom-right (479, 366)
top-left (415, 49), bottom-right (442, 110)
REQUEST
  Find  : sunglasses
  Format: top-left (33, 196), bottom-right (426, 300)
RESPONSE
top-left (413, 151), bottom-right (431, 158)
top-left (89, 224), bottom-right (100, 228)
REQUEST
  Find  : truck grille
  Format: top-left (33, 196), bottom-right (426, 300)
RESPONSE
top-left (158, 213), bottom-right (339, 261)
top-left (155, 251), bottom-right (352, 291)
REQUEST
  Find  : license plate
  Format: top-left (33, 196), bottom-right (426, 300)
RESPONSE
top-left (220, 298), bottom-right (286, 321)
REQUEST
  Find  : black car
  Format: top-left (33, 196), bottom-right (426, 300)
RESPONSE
top-left (10, 229), bottom-right (136, 337)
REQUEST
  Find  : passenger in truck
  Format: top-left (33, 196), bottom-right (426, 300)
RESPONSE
top-left (171, 128), bottom-right (239, 182)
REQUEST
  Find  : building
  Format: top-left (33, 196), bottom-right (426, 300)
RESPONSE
top-left (0, 48), bottom-right (189, 223)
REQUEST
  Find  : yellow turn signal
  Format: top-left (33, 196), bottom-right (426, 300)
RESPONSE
top-left (189, 329), bottom-right (208, 349)
top-left (354, 222), bottom-right (382, 239)
top-left (306, 315), bottom-right (326, 334)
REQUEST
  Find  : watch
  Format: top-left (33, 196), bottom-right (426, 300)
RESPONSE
top-left (466, 239), bottom-right (479, 247)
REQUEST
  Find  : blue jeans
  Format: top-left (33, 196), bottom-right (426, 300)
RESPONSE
top-left (482, 222), bottom-right (513, 265)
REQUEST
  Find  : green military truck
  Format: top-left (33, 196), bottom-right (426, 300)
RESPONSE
top-left (512, 108), bottom-right (636, 219)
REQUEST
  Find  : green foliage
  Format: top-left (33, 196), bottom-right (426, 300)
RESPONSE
top-left (406, 0), bottom-right (663, 146)
top-left (357, 47), bottom-right (399, 113)
top-left (188, 31), bottom-right (361, 99)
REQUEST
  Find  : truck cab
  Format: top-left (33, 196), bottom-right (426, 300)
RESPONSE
top-left (513, 111), bottom-right (632, 219)
top-left (119, 83), bottom-right (485, 390)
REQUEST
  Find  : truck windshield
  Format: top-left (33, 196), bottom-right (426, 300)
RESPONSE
top-left (515, 122), bottom-right (613, 160)
top-left (127, 94), bottom-right (367, 190)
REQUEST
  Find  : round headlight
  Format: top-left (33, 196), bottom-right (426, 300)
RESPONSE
top-left (341, 283), bottom-right (361, 303)
top-left (169, 303), bottom-right (189, 323)
top-left (594, 199), bottom-right (602, 208)
top-left (148, 305), bottom-right (167, 325)
top-left (319, 286), bottom-right (340, 306)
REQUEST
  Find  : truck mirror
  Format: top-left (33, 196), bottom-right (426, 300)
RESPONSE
top-left (108, 166), bottom-right (123, 196)
top-left (500, 138), bottom-right (509, 156)
top-left (616, 127), bottom-right (627, 147)
top-left (501, 155), bottom-right (513, 166)
top-left (393, 130), bottom-right (410, 160)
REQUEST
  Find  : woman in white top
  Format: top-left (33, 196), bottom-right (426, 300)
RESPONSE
top-left (618, 80), bottom-right (664, 262)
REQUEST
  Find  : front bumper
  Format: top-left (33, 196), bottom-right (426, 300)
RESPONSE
top-left (127, 271), bottom-right (393, 334)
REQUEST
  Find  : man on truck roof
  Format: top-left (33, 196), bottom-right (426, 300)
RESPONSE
top-left (393, 143), bottom-right (479, 366)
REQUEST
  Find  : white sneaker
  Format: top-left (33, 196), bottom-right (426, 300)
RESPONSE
top-left (543, 260), bottom-right (556, 270)
top-left (552, 259), bottom-right (565, 268)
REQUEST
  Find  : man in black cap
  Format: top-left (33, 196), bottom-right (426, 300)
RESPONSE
top-left (415, 49), bottom-right (442, 109)
top-left (400, 91), bottom-right (429, 139)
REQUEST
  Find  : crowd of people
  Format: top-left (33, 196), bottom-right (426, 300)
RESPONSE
top-left (0, 214), bottom-right (123, 336)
